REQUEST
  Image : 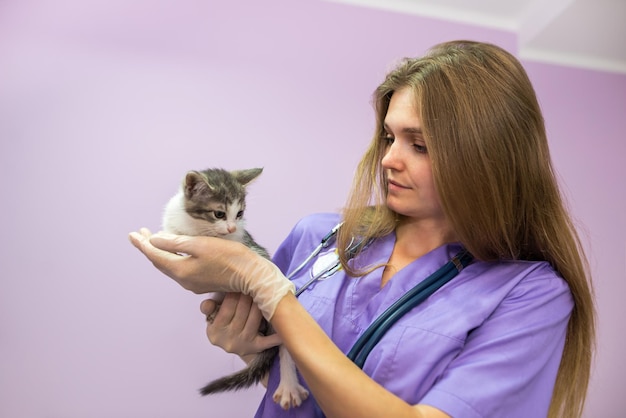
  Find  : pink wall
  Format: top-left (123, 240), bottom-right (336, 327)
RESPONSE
top-left (0, 1), bottom-right (623, 416)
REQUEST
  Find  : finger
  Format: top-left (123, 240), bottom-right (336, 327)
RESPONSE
top-left (147, 233), bottom-right (188, 256)
top-left (230, 294), bottom-right (256, 333)
top-left (240, 299), bottom-right (265, 336)
top-left (211, 293), bottom-right (240, 327)
top-left (129, 229), bottom-right (164, 256)
top-left (200, 299), bottom-right (219, 317)
top-left (128, 230), bottom-right (148, 250)
top-left (151, 232), bottom-right (248, 260)
top-left (129, 230), bottom-right (185, 274)
top-left (149, 232), bottom-right (210, 257)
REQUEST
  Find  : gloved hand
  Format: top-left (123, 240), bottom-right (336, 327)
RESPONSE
top-left (129, 228), bottom-right (295, 320)
top-left (200, 293), bottom-right (282, 357)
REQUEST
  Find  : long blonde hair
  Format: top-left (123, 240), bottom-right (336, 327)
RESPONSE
top-left (339, 40), bottom-right (595, 418)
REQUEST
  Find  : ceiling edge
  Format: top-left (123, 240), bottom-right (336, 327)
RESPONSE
top-left (322, 0), bottom-right (516, 30)
top-left (516, 0), bottom-right (573, 44)
top-left (520, 47), bottom-right (626, 75)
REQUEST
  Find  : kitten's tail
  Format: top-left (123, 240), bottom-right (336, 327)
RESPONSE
top-left (199, 346), bottom-right (278, 395)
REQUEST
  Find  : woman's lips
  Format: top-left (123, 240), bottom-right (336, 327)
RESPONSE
top-left (388, 179), bottom-right (409, 191)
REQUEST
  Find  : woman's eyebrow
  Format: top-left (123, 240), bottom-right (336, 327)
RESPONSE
top-left (402, 127), bottom-right (423, 135)
top-left (383, 122), bottom-right (423, 135)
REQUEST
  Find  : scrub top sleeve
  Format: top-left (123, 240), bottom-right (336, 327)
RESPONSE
top-left (420, 268), bottom-right (574, 418)
top-left (272, 225), bottom-right (298, 275)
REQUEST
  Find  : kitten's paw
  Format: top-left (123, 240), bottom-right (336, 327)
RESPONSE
top-left (272, 383), bottom-right (309, 410)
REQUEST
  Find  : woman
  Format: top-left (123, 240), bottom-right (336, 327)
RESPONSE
top-left (130, 40), bottom-right (595, 417)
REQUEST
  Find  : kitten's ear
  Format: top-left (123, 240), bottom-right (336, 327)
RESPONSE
top-left (183, 171), bottom-right (212, 198)
top-left (232, 168), bottom-right (263, 186)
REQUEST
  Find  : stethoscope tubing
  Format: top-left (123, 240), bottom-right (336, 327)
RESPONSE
top-left (287, 222), bottom-right (343, 283)
top-left (288, 223), bottom-right (473, 418)
top-left (292, 224), bottom-right (370, 297)
top-left (348, 250), bottom-right (474, 368)
top-left (287, 223), bottom-right (473, 368)
top-left (294, 262), bottom-right (340, 297)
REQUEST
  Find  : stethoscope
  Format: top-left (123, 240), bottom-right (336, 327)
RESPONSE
top-left (287, 223), bottom-right (473, 391)
top-left (288, 222), bottom-right (370, 297)
top-left (286, 222), bottom-right (343, 293)
top-left (288, 223), bottom-right (474, 417)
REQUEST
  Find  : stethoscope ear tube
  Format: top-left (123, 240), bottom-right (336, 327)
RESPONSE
top-left (286, 222), bottom-right (343, 282)
top-left (347, 250), bottom-right (474, 368)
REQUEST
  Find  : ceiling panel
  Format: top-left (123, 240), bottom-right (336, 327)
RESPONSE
top-left (325, 0), bottom-right (626, 74)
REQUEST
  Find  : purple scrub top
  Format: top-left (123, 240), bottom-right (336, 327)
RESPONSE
top-left (254, 213), bottom-right (573, 418)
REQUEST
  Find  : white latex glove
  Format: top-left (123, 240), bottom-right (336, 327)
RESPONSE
top-left (129, 228), bottom-right (295, 320)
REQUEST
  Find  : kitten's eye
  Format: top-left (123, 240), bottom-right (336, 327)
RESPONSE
top-left (236, 210), bottom-right (244, 219)
top-left (213, 211), bottom-right (226, 219)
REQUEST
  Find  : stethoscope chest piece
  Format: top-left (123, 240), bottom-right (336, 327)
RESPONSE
top-left (310, 248), bottom-right (342, 280)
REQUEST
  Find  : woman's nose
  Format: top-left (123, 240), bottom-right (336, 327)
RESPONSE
top-left (381, 143), bottom-right (402, 170)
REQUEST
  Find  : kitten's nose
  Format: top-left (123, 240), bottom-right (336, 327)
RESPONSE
top-left (227, 224), bottom-right (237, 234)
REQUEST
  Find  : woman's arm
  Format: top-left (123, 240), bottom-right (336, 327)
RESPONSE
top-left (271, 294), bottom-right (449, 418)
top-left (129, 229), bottom-right (448, 417)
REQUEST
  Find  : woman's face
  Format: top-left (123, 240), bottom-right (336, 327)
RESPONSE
top-left (381, 87), bottom-right (449, 229)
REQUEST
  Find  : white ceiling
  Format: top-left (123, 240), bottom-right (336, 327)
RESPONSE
top-left (326, 0), bottom-right (626, 74)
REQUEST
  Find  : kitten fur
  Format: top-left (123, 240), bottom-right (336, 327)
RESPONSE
top-left (162, 167), bottom-right (309, 410)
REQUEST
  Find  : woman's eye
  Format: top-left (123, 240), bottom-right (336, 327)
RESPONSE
top-left (236, 210), bottom-right (244, 219)
top-left (414, 143), bottom-right (428, 154)
top-left (213, 211), bottom-right (226, 219)
top-left (382, 134), bottom-right (394, 145)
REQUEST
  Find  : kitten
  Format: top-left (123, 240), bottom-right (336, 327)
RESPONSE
top-left (162, 167), bottom-right (309, 410)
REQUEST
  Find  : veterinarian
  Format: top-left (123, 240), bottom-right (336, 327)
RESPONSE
top-left (130, 40), bottom-right (595, 418)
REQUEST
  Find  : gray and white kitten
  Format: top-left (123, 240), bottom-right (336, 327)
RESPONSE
top-left (162, 167), bottom-right (309, 410)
